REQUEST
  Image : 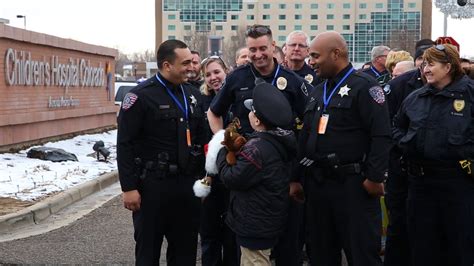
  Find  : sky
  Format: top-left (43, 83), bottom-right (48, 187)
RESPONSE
top-left (0, 0), bottom-right (473, 57)
top-left (0, 130), bottom-right (117, 201)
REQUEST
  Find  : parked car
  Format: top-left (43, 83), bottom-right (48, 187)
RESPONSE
top-left (114, 81), bottom-right (138, 105)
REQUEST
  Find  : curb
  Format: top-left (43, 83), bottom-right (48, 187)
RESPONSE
top-left (0, 170), bottom-right (119, 234)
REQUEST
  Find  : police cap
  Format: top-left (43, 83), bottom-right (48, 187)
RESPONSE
top-left (244, 83), bottom-right (292, 128)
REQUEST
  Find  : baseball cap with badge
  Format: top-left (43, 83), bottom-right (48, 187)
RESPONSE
top-left (243, 82), bottom-right (292, 128)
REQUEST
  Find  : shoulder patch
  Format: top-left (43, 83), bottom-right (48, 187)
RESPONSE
top-left (369, 86), bottom-right (385, 104)
top-left (122, 93), bottom-right (138, 110)
top-left (300, 83), bottom-right (309, 96)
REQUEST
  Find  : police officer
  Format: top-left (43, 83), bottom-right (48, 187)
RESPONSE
top-left (361, 45), bottom-right (391, 86)
top-left (300, 31), bottom-right (391, 266)
top-left (383, 38), bottom-right (434, 266)
top-left (117, 39), bottom-right (206, 265)
top-left (285, 30), bottom-right (322, 87)
top-left (393, 44), bottom-right (474, 266)
top-left (207, 24), bottom-right (310, 266)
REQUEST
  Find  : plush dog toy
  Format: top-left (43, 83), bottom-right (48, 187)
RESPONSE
top-left (221, 118), bottom-right (247, 165)
top-left (193, 119), bottom-right (247, 198)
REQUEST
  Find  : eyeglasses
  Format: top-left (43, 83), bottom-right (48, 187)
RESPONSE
top-left (287, 43), bottom-right (308, 49)
top-left (246, 25), bottom-right (271, 37)
top-left (435, 44), bottom-right (449, 61)
top-left (201, 55), bottom-right (225, 66)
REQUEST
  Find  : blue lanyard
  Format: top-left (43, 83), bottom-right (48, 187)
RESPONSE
top-left (323, 67), bottom-right (354, 111)
top-left (271, 64), bottom-right (281, 86)
top-left (370, 66), bottom-right (381, 78)
top-left (156, 74), bottom-right (188, 121)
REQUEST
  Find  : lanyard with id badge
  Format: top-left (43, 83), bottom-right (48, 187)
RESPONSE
top-left (156, 74), bottom-right (192, 147)
top-left (318, 67), bottom-right (354, 134)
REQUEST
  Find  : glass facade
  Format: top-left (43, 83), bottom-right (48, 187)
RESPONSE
top-left (163, 0), bottom-right (243, 32)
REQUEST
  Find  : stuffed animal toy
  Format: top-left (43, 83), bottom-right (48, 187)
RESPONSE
top-left (193, 119), bottom-right (247, 198)
top-left (221, 118), bottom-right (247, 165)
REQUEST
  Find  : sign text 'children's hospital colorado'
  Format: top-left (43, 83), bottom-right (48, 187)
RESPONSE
top-left (4, 48), bottom-right (106, 88)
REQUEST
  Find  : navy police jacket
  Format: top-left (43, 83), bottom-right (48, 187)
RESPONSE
top-left (116, 74), bottom-right (206, 192)
top-left (210, 59), bottom-right (311, 135)
top-left (393, 75), bottom-right (474, 163)
top-left (299, 63), bottom-right (392, 183)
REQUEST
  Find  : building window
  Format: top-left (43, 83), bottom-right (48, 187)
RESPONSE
top-left (295, 14), bottom-right (302, 20)
top-left (184, 25), bottom-right (191, 31)
top-left (248, 4), bottom-right (255, 9)
top-left (327, 3), bottom-right (335, 9)
top-left (278, 36), bottom-right (286, 42)
top-left (168, 25), bottom-right (176, 31)
top-left (326, 25), bottom-right (334, 30)
top-left (279, 4), bottom-right (286, 9)
top-left (231, 25), bottom-right (238, 31)
top-left (343, 25), bottom-right (351, 30)
top-left (295, 25), bottom-right (302, 30)
top-left (375, 3), bottom-right (384, 8)
top-left (279, 15), bottom-right (286, 20)
top-left (279, 25), bottom-right (286, 30)
top-left (359, 14), bottom-right (367, 19)
top-left (359, 3), bottom-right (367, 9)
top-left (311, 14), bottom-right (318, 20)
top-left (408, 2), bottom-right (416, 8)
top-left (311, 3), bottom-right (318, 9)
top-left (216, 25), bottom-right (223, 31)
top-left (247, 15), bottom-right (254, 20)
top-left (231, 15), bottom-right (239, 20)
top-left (168, 14), bottom-right (176, 20)
top-left (295, 3), bottom-right (302, 9)
top-left (343, 3), bottom-right (351, 9)
top-left (168, 35), bottom-right (176, 40)
top-left (310, 25), bottom-right (318, 31)
top-left (184, 36), bottom-right (191, 42)
top-left (263, 14), bottom-right (270, 20)
top-left (327, 14), bottom-right (334, 20)
top-left (263, 4), bottom-right (270, 9)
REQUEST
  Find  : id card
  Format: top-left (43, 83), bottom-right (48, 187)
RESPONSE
top-left (318, 114), bottom-right (329, 134)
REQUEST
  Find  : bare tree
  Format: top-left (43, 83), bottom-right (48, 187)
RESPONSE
top-left (115, 51), bottom-right (132, 76)
top-left (387, 29), bottom-right (418, 55)
top-left (184, 30), bottom-right (208, 59)
top-left (222, 26), bottom-right (247, 68)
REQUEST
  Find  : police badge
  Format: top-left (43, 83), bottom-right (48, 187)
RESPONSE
top-left (305, 74), bottom-right (314, 84)
top-left (276, 77), bottom-right (287, 90)
top-left (453, 99), bottom-right (465, 112)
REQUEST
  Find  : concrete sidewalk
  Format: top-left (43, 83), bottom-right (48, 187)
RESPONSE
top-left (0, 171), bottom-right (118, 234)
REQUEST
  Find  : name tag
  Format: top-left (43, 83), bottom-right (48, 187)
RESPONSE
top-left (239, 87), bottom-right (249, 91)
top-left (318, 114), bottom-right (329, 134)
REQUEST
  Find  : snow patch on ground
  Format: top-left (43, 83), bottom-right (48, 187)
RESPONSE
top-left (0, 130), bottom-right (117, 201)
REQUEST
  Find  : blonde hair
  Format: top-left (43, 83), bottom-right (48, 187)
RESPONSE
top-left (385, 50), bottom-right (414, 74)
top-left (199, 57), bottom-right (228, 96)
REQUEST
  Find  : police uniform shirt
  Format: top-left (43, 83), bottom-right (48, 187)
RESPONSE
top-left (302, 63), bottom-right (391, 182)
top-left (362, 65), bottom-right (391, 87)
top-left (393, 75), bottom-right (474, 162)
top-left (293, 63), bottom-right (323, 88)
top-left (117, 73), bottom-right (205, 192)
top-left (385, 69), bottom-right (424, 120)
top-left (210, 59), bottom-right (311, 135)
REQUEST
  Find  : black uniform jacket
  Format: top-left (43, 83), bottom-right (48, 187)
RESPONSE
top-left (362, 65), bottom-right (391, 87)
top-left (294, 63), bottom-right (323, 88)
top-left (392, 75), bottom-right (474, 162)
top-left (117, 74), bottom-right (206, 192)
top-left (299, 63), bottom-right (392, 183)
top-left (216, 129), bottom-right (297, 239)
top-left (210, 59), bottom-right (311, 135)
top-left (385, 69), bottom-right (424, 120)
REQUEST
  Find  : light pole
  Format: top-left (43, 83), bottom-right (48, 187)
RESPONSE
top-left (16, 15), bottom-right (26, 29)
